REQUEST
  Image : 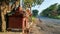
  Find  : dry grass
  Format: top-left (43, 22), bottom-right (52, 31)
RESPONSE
top-left (0, 32), bottom-right (22, 34)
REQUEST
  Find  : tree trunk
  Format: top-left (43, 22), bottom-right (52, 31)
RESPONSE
top-left (1, 11), bottom-right (6, 32)
top-left (1, 5), bottom-right (7, 32)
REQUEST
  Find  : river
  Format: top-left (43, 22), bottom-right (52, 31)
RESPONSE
top-left (38, 16), bottom-right (60, 23)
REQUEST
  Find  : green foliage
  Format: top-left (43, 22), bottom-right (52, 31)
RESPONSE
top-left (24, 0), bottom-right (44, 8)
top-left (48, 3), bottom-right (58, 11)
top-left (57, 4), bottom-right (60, 15)
top-left (41, 3), bottom-right (60, 19)
top-left (32, 0), bottom-right (44, 6)
top-left (32, 10), bottom-right (39, 17)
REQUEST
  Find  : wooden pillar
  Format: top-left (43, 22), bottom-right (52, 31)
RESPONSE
top-left (22, 17), bottom-right (29, 34)
top-left (22, 18), bottom-right (26, 34)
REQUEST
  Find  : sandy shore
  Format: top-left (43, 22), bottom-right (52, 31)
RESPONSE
top-left (29, 18), bottom-right (60, 34)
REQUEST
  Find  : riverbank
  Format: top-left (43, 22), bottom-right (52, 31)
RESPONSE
top-left (29, 18), bottom-right (60, 34)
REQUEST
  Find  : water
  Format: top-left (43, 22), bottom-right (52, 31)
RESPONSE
top-left (38, 16), bottom-right (60, 24)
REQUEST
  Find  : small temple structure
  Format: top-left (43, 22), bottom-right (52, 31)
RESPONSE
top-left (0, 0), bottom-right (32, 34)
top-left (7, 6), bottom-right (32, 34)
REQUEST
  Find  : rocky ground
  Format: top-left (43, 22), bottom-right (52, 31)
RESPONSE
top-left (0, 18), bottom-right (60, 34)
top-left (29, 18), bottom-right (60, 34)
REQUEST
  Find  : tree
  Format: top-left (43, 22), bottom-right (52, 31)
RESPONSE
top-left (0, 0), bottom-right (11, 32)
top-left (23, 0), bottom-right (44, 9)
top-left (0, 0), bottom-right (20, 32)
top-left (41, 3), bottom-right (58, 17)
top-left (22, 0), bottom-right (44, 34)
top-left (57, 4), bottom-right (60, 15)
top-left (0, 0), bottom-right (44, 32)
top-left (32, 10), bottom-right (39, 17)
